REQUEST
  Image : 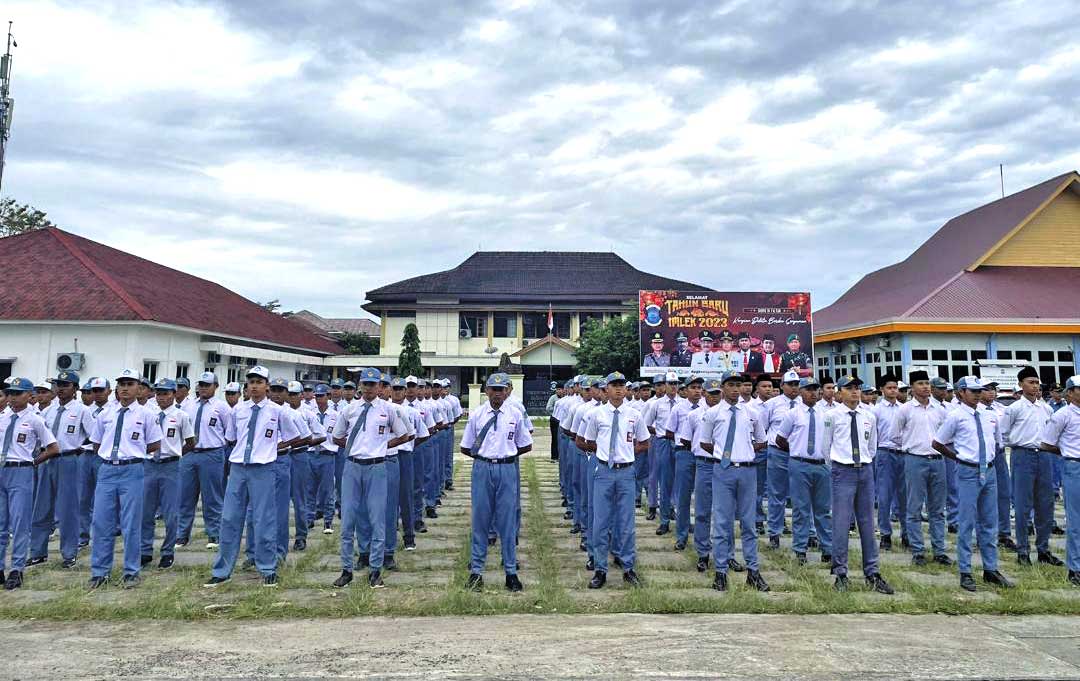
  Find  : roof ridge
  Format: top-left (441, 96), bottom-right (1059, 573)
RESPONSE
top-left (943, 170), bottom-right (1078, 224)
top-left (49, 228), bottom-right (154, 321)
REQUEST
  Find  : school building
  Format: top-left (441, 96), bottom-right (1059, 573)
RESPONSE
top-left (348, 251), bottom-right (708, 409)
top-left (813, 171), bottom-right (1080, 389)
top-left (0, 227), bottom-right (342, 386)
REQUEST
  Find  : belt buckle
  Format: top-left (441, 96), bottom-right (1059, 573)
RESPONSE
top-left (853, 462), bottom-right (862, 468)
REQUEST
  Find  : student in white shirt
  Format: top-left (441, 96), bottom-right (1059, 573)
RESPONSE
top-left (679, 378), bottom-right (724, 573)
top-left (1040, 375), bottom-right (1080, 587)
top-left (311, 384), bottom-right (340, 534)
top-left (776, 377), bottom-right (832, 566)
top-left (141, 379), bottom-right (195, 570)
top-left (873, 374), bottom-right (908, 552)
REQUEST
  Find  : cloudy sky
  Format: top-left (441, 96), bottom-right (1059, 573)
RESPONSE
top-left (5, 0), bottom-right (1079, 317)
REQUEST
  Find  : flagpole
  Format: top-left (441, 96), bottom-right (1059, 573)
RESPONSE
top-left (548, 303), bottom-right (554, 383)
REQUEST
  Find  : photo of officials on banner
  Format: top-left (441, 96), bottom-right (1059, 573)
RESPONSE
top-left (639, 290), bottom-right (814, 378)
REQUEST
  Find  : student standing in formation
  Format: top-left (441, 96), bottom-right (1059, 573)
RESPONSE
top-left (390, 377), bottom-right (427, 555)
top-left (581, 372), bottom-right (648, 589)
top-left (0, 378), bottom-right (60, 590)
top-left (28, 370), bottom-right (93, 570)
top-left (873, 374), bottom-right (908, 551)
top-left (263, 379), bottom-right (307, 562)
top-left (461, 373), bottom-right (533, 592)
top-left (749, 376), bottom-right (773, 534)
top-left (699, 370), bottom-right (769, 592)
top-left (643, 372), bottom-right (680, 534)
top-left (551, 379), bottom-right (575, 509)
top-left (933, 376), bottom-right (1015, 591)
top-left (664, 375), bottom-right (705, 551)
top-left (310, 385), bottom-right (340, 534)
top-left (286, 381), bottom-right (325, 552)
top-left (378, 374), bottom-right (408, 572)
top-left (776, 377), bottom-right (832, 567)
top-left (1040, 375), bottom-right (1080, 587)
top-left (87, 369), bottom-right (163, 589)
top-left (679, 378), bottom-right (723, 573)
top-left (822, 376), bottom-right (893, 594)
top-left (895, 371), bottom-right (952, 567)
top-left (332, 368), bottom-right (409, 589)
top-left (980, 381), bottom-right (1017, 551)
top-left (404, 377), bottom-right (437, 536)
top-left (1002, 366), bottom-right (1062, 568)
top-left (205, 366), bottom-right (302, 588)
top-left (79, 377), bottom-right (112, 548)
top-left (762, 370), bottom-right (802, 548)
top-left (178, 372), bottom-right (230, 550)
top-left (929, 377), bottom-right (960, 533)
top-left (141, 379), bottom-right (195, 570)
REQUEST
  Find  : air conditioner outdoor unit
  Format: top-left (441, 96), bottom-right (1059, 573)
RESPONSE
top-left (56, 353), bottom-right (85, 371)
top-left (459, 328), bottom-right (472, 339)
top-left (877, 336), bottom-right (891, 349)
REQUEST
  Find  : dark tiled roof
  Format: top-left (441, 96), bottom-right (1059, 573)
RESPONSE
top-left (286, 310), bottom-right (380, 336)
top-left (908, 267), bottom-right (1080, 320)
top-left (366, 251), bottom-right (709, 302)
top-left (0, 228), bottom-right (341, 355)
top-left (814, 172), bottom-right (1079, 334)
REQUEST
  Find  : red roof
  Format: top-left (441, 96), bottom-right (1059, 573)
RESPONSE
top-left (815, 171), bottom-right (1080, 334)
top-left (0, 228), bottom-right (341, 355)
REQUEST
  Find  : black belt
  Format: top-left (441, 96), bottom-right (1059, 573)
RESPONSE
top-left (59, 449), bottom-right (82, 457)
top-left (725, 461), bottom-right (755, 468)
top-left (348, 457), bottom-right (385, 466)
top-left (879, 447), bottom-right (902, 454)
top-left (2, 461), bottom-right (35, 468)
top-left (276, 450), bottom-right (290, 457)
top-left (790, 457), bottom-right (827, 465)
top-left (675, 447), bottom-right (693, 455)
top-left (596, 460), bottom-right (633, 469)
top-left (318, 449), bottom-right (338, 456)
top-left (288, 447), bottom-right (309, 454)
top-left (193, 447), bottom-right (220, 453)
top-left (833, 461), bottom-right (869, 468)
top-left (695, 456), bottom-right (716, 464)
top-left (475, 455), bottom-right (520, 466)
top-left (956, 459), bottom-right (995, 469)
top-left (1012, 446), bottom-right (1042, 453)
top-left (906, 453), bottom-right (944, 460)
top-left (149, 456), bottom-right (180, 464)
top-left (104, 458), bottom-right (144, 466)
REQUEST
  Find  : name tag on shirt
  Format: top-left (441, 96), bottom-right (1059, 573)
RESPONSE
top-left (209, 417), bottom-right (218, 427)
top-left (265, 429), bottom-right (274, 438)
top-left (378, 425), bottom-right (386, 434)
top-left (167, 428), bottom-right (176, 437)
top-left (66, 425), bottom-right (77, 434)
top-left (131, 432), bottom-right (140, 441)
top-left (16, 433), bottom-right (26, 444)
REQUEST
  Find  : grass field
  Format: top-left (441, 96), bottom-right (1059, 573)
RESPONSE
top-left (3, 432), bottom-right (1078, 620)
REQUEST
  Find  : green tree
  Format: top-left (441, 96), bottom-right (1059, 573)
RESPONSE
top-left (397, 323), bottom-right (424, 376)
top-left (0, 197), bottom-right (56, 237)
top-left (339, 332), bottom-right (379, 355)
top-left (574, 314), bottom-right (639, 377)
top-left (259, 299), bottom-right (282, 313)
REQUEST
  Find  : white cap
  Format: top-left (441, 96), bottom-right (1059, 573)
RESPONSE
top-left (35, 378), bottom-right (55, 390)
top-left (224, 381), bottom-right (241, 392)
top-left (405, 375), bottom-right (419, 385)
top-left (782, 370), bottom-right (800, 383)
top-left (897, 381), bottom-right (909, 389)
top-left (116, 368), bottom-right (141, 382)
top-left (89, 377), bottom-right (110, 389)
top-left (664, 370), bottom-right (679, 383)
top-left (247, 365), bottom-right (270, 380)
top-left (198, 371), bottom-right (218, 384)
top-left (287, 380), bottom-right (303, 394)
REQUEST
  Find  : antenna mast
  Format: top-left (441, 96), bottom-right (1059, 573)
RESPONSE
top-left (0, 22), bottom-right (14, 194)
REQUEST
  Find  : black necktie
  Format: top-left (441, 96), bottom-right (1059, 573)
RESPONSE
top-left (849, 411), bottom-right (861, 465)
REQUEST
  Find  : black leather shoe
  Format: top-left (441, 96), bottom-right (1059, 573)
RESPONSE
top-left (368, 569), bottom-right (385, 589)
top-left (947, 523), bottom-right (958, 534)
top-left (768, 535), bottom-right (780, 550)
top-left (1017, 553), bottom-right (1033, 566)
top-left (900, 536), bottom-right (911, 550)
top-left (933, 554), bottom-right (954, 567)
top-left (588, 571), bottom-right (607, 589)
top-left (505, 574), bottom-right (523, 592)
top-left (983, 570), bottom-right (1014, 588)
top-left (203, 576), bottom-right (229, 588)
top-left (820, 553), bottom-right (832, 564)
top-left (727, 558), bottom-right (745, 573)
top-left (1068, 571), bottom-right (1080, 587)
top-left (960, 573), bottom-right (976, 592)
top-left (293, 538), bottom-right (306, 552)
top-left (415, 520), bottom-right (427, 533)
top-left (1053, 523), bottom-right (1066, 536)
top-left (140, 555), bottom-right (153, 567)
top-left (795, 552), bottom-right (807, 565)
top-left (1038, 552), bottom-right (1064, 567)
top-left (755, 521), bottom-right (765, 535)
top-left (911, 553), bottom-right (926, 566)
top-left (383, 556), bottom-right (398, 571)
top-left (570, 524), bottom-right (581, 535)
top-left (332, 570), bottom-right (353, 588)
top-left (488, 536), bottom-right (497, 546)
top-left (655, 525), bottom-right (670, 536)
top-left (25, 556), bottom-right (46, 568)
top-left (646, 508), bottom-right (657, 521)
top-left (674, 540), bottom-right (686, 551)
top-left (563, 511), bottom-right (573, 520)
top-left (578, 539), bottom-right (587, 552)
top-left (998, 534), bottom-right (1018, 551)
top-left (866, 573), bottom-right (894, 594)
top-left (696, 556), bottom-right (709, 573)
top-left (425, 507), bottom-right (438, 519)
top-left (808, 536), bottom-right (819, 550)
top-left (623, 569), bottom-right (643, 587)
top-left (3, 571), bottom-right (22, 591)
top-left (879, 535), bottom-right (892, 551)
top-left (712, 571), bottom-right (728, 592)
top-left (612, 555), bottom-right (624, 569)
top-left (61, 558), bottom-right (77, 569)
top-left (834, 574), bottom-right (849, 592)
top-left (746, 570), bottom-right (770, 592)
top-left (358, 553), bottom-right (370, 568)
top-left (466, 573), bottom-right (483, 591)
top-left (585, 557), bottom-right (595, 571)
top-left (158, 555), bottom-right (174, 570)
top-left (88, 575), bottom-right (109, 590)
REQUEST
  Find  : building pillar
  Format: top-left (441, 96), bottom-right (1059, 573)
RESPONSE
top-left (986, 333), bottom-right (998, 360)
top-left (1073, 336), bottom-right (1080, 374)
top-left (901, 333), bottom-right (912, 378)
top-left (858, 338), bottom-right (868, 383)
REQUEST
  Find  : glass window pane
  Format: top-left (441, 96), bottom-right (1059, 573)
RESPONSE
top-left (493, 313), bottom-right (516, 338)
top-left (950, 350), bottom-right (968, 361)
top-left (1059, 351), bottom-right (1074, 363)
top-left (1039, 351), bottom-right (1055, 362)
top-left (998, 350), bottom-right (1012, 359)
top-left (971, 350), bottom-right (987, 361)
top-left (912, 350), bottom-right (928, 361)
top-left (932, 350), bottom-right (947, 361)
top-left (1015, 351), bottom-right (1032, 361)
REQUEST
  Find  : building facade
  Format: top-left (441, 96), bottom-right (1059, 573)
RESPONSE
top-left (813, 171), bottom-right (1080, 388)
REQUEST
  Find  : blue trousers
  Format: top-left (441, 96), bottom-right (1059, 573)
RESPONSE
top-left (78, 452), bottom-right (103, 543)
top-left (905, 455), bottom-right (947, 557)
top-left (213, 462), bottom-right (277, 578)
top-left (789, 458), bottom-right (832, 555)
top-left (397, 450), bottom-right (415, 543)
top-left (634, 443), bottom-right (651, 505)
top-left (673, 448), bottom-right (696, 543)
top-left (755, 450), bottom-right (768, 523)
top-left (178, 447), bottom-right (225, 542)
top-left (273, 456), bottom-right (292, 558)
top-left (30, 454), bottom-right (80, 561)
top-left (423, 438), bottom-right (440, 508)
top-left (647, 438), bottom-right (661, 509)
top-left (766, 446), bottom-right (790, 537)
top-left (341, 460), bottom-right (387, 571)
top-left (577, 450), bottom-right (592, 543)
top-left (469, 459), bottom-right (519, 575)
top-left (412, 441), bottom-right (427, 525)
top-left (334, 449), bottom-right (346, 513)
top-left (711, 463), bottom-right (758, 573)
top-left (591, 463), bottom-right (635, 573)
top-left (384, 456), bottom-right (400, 558)
top-left (141, 458), bottom-right (179, 558)
top-left (90, 463), bottom-right (145, 578)
top-left (1062, 459), bottom-right (1080, 572)
top-left (994, 448), bottom-right (1012, 535)
top-left (693, 458), bottom-right (716, 559)
top-left (830, 463), bottom-right (878, 577)
top-left (566, 440), bottom-right (581, 526)
top-left (310, 451), bottom-right (337, 528)
top-left (0, 466), bottom-right (35, 572)
top-left (876, 448), bottom-right (908, 539)
top-left (290, 450), bottom-right (311, 541)
top-left (945, 457), bottom-right (959, 526)
top-left (956, 463), bottom-right (999, 573)
top-left (443, 427), bottom-right (455, 487)
top-left (1011, 447), bottom-right (1054, 555)
top-left (557, 431), bottom-right (569, 500)
top-left (654, 437), bottom-right (675, 526)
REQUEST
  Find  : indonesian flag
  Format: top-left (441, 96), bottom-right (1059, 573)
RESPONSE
top-left (547, 303), bottom-right (554, 332)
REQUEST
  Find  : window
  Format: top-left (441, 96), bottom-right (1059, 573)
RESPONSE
top-left (997, 350), bottom-right (1013, 359)
top-left (912, 350), bottom-right (929, 361)
top-left (971, 350), bottom-right (987, 361)
top-left (1039, 351), bottom-right (1055, 362)
top-left (849, 354), bottom-right (859, 365)
top-left (459, 312), bottom-right (487, 338)
top-left (1060, 351), bottom-right (1074, 363)
top-left (1015, 350), bottom-right (1032, 361)
top-left (386, 310), bottom-right (415, 318)
top-left (931, 350), bottom-right (947, 361)
top-left (175, 363), bottom-right (189, 379)
top-left (142, 361), bottom-right (159, 383)
top-left (951, 365), bottom-right (969, 382)
top-left (523, 312), bottom-right (570, 339)
top-left (493, 313), bottom-right (517, 338)
top-left (227, 367), bottom-right (242, 384)
top-left (950, 350), bottom-right (968, 361)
